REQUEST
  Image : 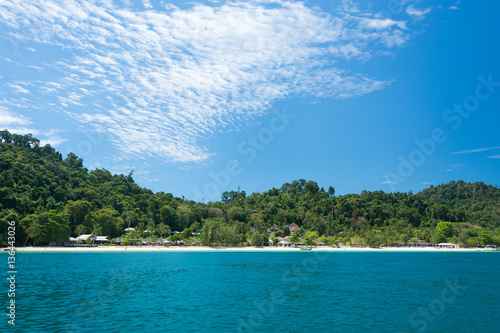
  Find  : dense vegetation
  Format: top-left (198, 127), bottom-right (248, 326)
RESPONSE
top-left (1, 130), bottom-right (499, 247)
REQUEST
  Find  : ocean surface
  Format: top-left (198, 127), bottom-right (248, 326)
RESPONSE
top-left (3, 251), bottom-right (500, 332)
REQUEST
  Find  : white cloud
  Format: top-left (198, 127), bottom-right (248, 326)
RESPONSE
top-left (39, 136), bottom-right (67, 146)
top-left (142, 0), bottom-right (153, 9)
top-left (382, 180), bottom-right (398, 184)
top-left (488, 154), bottom-right (500, 159)
top-left (452, 146), bottom-right (500, 154)
top-left (445, 163), bottom-right (465, 172)
top-left (0, 0), bottom-right (415, 163)
top-left (0, 107), bottom-right (66, 146)
top-left (406, 6), bottom-right (432, 20)
top-left (360, 18), bottom-right (407, 30)
top-left (7, 83), bottom-right (29, 94)
top-left (0, 107), bottom-right (32, 127)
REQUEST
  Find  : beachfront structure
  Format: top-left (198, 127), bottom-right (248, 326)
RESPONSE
top-left (95, 236), bottom-right (109, 243)
top-left (279, 239), bottom-right (292, 247)
top-left (124, 227), bottom-right (135, 233)
top-left (417, 240), bottom-right (433, 247)
top-left (74, 234), bottom-right (93, 242)
top-left (69, 234), bottom-right (109, 244)
top-left (437, 243), bottom-right (457, 248)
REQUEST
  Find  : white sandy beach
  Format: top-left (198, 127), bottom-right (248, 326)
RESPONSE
top-left (5, 246), bottom-right (491, 252)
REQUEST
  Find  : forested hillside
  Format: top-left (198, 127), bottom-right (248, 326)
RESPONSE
top-left (1, 130), bottom-right (499, 247)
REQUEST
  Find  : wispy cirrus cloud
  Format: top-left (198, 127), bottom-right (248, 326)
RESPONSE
top-left (406, 5), bottom-right (432, 20)
top-left (0, 107), bottom-right (31, 127)
top-left (0, 107), bottom-right (66, 146)
top-left (445, 163), bottom-right (465, 172)
top-left (452, 146), bottom-right (500, 154)
top-left (0, 0), bottom-right (418, 163)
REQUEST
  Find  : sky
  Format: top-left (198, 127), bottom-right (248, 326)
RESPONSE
top-left (0, 0), bottom-right (499, 202)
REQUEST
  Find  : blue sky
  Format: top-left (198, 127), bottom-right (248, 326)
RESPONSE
top-left (1, 0), bottom-right (499, 201)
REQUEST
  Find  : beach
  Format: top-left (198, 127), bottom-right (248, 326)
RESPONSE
top-left (6, 245), bottom-right (488, 252)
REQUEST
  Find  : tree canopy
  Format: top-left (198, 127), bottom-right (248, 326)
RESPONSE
top-left (1, 130), bottom-right (499, 247)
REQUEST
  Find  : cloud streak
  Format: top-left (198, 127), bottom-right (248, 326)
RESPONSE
top-left (0, 0), bottom-right (415, 163)
top-left (452, 146), bottom-right (500, 154)
top-left (0, 107), bottom-right (66, 146)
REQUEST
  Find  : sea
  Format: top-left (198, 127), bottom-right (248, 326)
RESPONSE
top-left (3, 251), bottom-right (500, 332)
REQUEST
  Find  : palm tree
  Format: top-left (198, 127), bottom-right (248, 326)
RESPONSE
top-left (91, 225), bottom-right (102, 246)
top-left (75, 224), bottom-right (85, 236)
top-left (24, 220), bottom-right (42, 246)
top-left (146, 222), bottom-right (155, 245)
top-left (157, 223), bottom-right (171, 241)
top-left (289, 232), bottom-right (300, 245)
top-left (135, 223), bottom-right (145, 245)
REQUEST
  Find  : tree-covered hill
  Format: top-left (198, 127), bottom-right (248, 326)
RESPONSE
top-left (1, 130), bottom-right (499, 247)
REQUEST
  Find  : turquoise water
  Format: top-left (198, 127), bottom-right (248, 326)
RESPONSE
top-left (3, 251), bottom-right (500, 332)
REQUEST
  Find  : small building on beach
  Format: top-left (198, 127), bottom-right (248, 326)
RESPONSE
top-left (69, 234), bottom-right (109, 245)
top-left (417, 240), bottom-right (433, 247)
top-left (437, 243), bottom-right (457, 248)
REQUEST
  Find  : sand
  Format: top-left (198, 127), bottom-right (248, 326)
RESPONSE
top-left (4, 246), bottom-right (488, 252)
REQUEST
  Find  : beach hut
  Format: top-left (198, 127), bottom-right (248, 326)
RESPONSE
top-left (74, 234), bottom-right (94, 243)
top-left (296, 239), bottom-right (305, 247)
top-left (279, 238), bottom-right (292, 247)
top-left (417, 239), bottom-right (432, 247)
top-left (437, 243), bottom-right (456, 248)
top-left (95, 236), bottom-right (109, 244)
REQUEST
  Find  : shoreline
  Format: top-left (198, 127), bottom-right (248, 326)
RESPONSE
top-left (3, 246), bottom-right (494, 253)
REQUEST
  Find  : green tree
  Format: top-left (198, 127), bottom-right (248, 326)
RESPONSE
top-left (201, 219), bottom-right (224, 246)
top-left (64, 200), bottom-right (92, 228)
top-left (22, 215), bottom-right (42, 245)
top-left (146, 221), bottom-right (155, 244)
top-left (436, 222), bottom-right (454, 238)
top-left (289, 232), bottom-right (300, 244)
top-left (251, 232), bottom-right (268, 246)
top-left (157, 223), bottom-right (171, 240)
top-left (304, 230), bottom-right (319, 245)
top-left (75, 224), bottom-right (86, 236)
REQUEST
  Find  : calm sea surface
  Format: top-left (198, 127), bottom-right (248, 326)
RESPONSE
top-left (3, 251), bottom-right (500, 332)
